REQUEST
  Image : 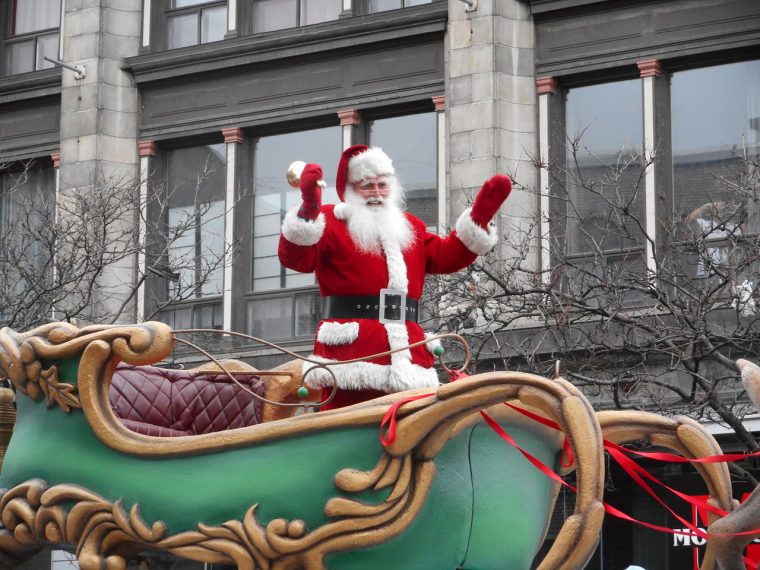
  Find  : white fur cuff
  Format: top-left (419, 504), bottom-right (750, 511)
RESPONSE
top-left (455, 207), bottom-right (498, 255)
top-left (317, 322), bottom-right (359, 345)
top-left (425, 333), bottom-right (443, 355)
top-left (302, 358), bottom-right (439, 392)
top-left (281, 208), bottom-right (326, 246)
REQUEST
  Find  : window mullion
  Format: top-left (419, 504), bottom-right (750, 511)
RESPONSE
top-left (279, 188), bottom-right (287, 289)
top-left (640, 61), bottom-right (658, 277)
top-left (221, 127), bottom-right (242, 332)
top-left (537, 77), bottom-right (557, 283)
top-left (142, 0), bottom-right (152, 48)
top-left (194, 208), bottom-right (203, 298)
top-left (196, 7), bottom-right (203, 44)
top-left (227, 0), bottom-right (237, 35)
top-left (638, 59), bottom-right (672, 279)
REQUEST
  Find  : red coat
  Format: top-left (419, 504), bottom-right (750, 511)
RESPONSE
top-left (278, 202), bottom-right (495, 399)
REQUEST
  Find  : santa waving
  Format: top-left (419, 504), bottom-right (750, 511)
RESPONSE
top-left (278, 145), bottom-right (511, 410)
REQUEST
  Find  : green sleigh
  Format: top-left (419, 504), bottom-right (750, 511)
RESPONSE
top-left (0, 322), bottom-right (737, 569)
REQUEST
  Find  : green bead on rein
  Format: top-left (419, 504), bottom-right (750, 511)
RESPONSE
top-left (433, 345), bottom-right (445, 357)
top-left (297, 386), bottom-right (309, 398)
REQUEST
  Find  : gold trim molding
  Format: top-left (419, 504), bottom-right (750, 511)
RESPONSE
top-left (0, 323), bottom-right (175, 412)
top-left (0, 454), bottom-right (434, 570)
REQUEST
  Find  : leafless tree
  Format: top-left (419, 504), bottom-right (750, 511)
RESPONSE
top-left (0, 154), bottom-right (240, 332)
top-left (425, 136), bottom-right (760, 475)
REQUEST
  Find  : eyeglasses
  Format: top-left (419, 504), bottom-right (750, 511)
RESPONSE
top-left (353, 177), bottom-right (391, 197)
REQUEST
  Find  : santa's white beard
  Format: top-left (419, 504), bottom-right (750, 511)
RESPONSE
top-left (343, 181), bottom-right (413, 255)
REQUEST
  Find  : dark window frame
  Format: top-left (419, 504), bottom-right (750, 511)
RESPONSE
top-left (546, 55), bottom-right (760, 294)
top-left (0, 0), bottom-right (61, 77)
top-left (144, 137), bottom-right (229, 324)
top-left (0, 157), bottom-right (56, 326)
top-left (249, 0), bottom-right (343, 35)
top-left (246, 286), bottom-right (321, 341)
top-left (156, 296), bottom-right (224, 330)
top-left (364, 0), bottom-right (433, 15)
top-left (157, 0), bottom-right (228, 51)
top-left (244, 118), bottom-right (340, 341)
top-left (140, 0), bottom-right (445, 54)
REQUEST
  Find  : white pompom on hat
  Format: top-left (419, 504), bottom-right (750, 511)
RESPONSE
top-left (336, 145), bottom-right (396, 201)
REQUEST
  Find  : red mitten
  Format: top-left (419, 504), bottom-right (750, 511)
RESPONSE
top-left (297, 163), bottom-right (323, 220)
top-left (470, 174), bottom-right (512, 228)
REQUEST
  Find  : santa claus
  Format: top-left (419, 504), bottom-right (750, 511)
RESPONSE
top-left (278, 144), bottom-right (511, 410)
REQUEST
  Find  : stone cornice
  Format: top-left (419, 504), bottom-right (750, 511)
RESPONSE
top-left (528, 0), bottom-right (620, 16)
top-left (0, 68), bottom-right (61, 105)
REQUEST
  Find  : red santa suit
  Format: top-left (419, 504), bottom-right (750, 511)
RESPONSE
top-left (278, 145), bottom-right (507, 409)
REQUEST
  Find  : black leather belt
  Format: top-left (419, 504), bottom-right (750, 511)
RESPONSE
top-left (322, 292), bottom-right (419, 324)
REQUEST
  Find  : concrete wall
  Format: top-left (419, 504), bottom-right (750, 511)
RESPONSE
top-left (446, 0), bottom-right (539, 266)
top-left (59, 0), bottom-right (142, 323)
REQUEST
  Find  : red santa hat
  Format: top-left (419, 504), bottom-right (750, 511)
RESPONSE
top-left (336, 145), bottom-right (395, 201)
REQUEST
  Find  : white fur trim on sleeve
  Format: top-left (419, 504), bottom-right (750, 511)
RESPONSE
top-left (281, 207), bottom-right (326, 246)
top-left (424, 333), bottom-right (442, 355)
top-left (455, 207), bottom-right (498, 255)
top-left (317, 321), bottom-right (360, 346)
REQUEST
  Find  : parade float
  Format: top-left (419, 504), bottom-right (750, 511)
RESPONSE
top-left (0, 321), bottom-right (748, 569)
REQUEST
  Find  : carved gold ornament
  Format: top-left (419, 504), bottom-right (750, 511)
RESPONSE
top-left (0, 323), bottom-right (175, 413)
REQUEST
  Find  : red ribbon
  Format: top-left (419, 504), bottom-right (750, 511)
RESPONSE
top-left (378, 386), bottom-right (760, 566)
top-left (500, 404), bottom-right (760, 565)
top-left (379, 393), bottom-right (434, 446)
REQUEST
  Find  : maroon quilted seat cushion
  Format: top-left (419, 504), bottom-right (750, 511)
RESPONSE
top-left (110, 363), bottom-right (265, 437)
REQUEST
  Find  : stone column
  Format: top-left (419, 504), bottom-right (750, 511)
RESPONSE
top-left (50, 152), bottom-right (62, 322)
top-left (432, 95), bottom-right (447, 233)
top-left (638, 59), bottom-right (672, 274)
top-left (446, 0), bottom-right (538, 263)
top-left (537, 76), bottom-right (556, 282)
top-left (58, 0), bottom-right (142, 324)
top-left (137, 140), bottom-right (157, 322)
top-left (221, 128), bottom-right (245, 332)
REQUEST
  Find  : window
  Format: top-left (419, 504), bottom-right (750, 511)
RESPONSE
top-left (0, 163), bottom-right (55, 268)
top-left (156, 299), bottom-right (224, 329)
top-left (156, 144), bottom-right (227, 329)
top-left (367, 0), bottom-right (431, 14)
top-left (252, 0), bottom-right (341, 34)
top-left (167, 0), bottom-right (227, 49)
top-left (0, 162), bottom-right (56, 326)
top-left (248, 125), bottom-right (341, 339)
top-left (3, 0), bottom-right (61, 75)
top-left (368, 112), bottom-right (438, 227)
top-left (670, 60), bottom-right (760, 280)
top-left (553, 79), bottom-right (648, 305)
top-left (564, 79), bottom-right (645, 258)
top-left (547, 59), bottom-right (760, 302)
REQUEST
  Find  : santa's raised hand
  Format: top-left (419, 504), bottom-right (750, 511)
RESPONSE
top-left (297, 163), bottom-right (323, 221)
top-left (470, 174), bottom-right (512, 228)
